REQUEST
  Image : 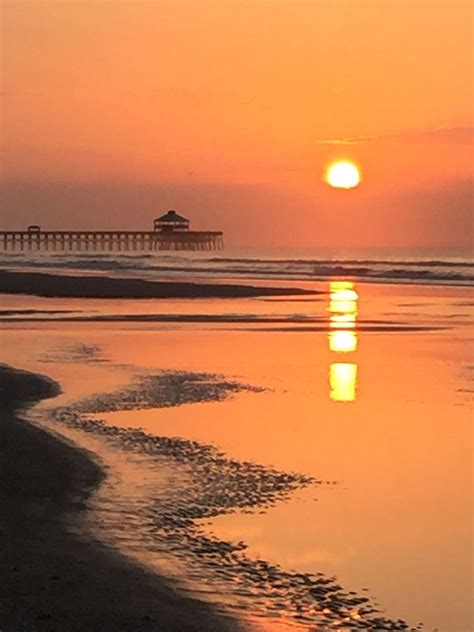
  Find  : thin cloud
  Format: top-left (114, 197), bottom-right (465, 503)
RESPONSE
top-left (315, 127), bottom-right (474, 146)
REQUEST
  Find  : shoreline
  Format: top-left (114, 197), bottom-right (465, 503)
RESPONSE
top-left (0, 364), bottom-right (243, 632)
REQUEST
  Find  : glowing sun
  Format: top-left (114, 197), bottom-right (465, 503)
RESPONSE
top-left (325, 160), bottom-right (361, 189)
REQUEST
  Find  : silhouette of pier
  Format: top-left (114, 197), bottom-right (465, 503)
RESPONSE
top-left (0, 211), bottom-right (224, 252)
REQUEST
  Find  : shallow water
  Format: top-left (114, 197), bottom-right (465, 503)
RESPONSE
top-left (0, 280), bottom-right (472, 631)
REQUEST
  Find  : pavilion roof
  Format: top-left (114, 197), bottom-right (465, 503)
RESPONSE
top-left (156, 210), bottom-right (189, 223)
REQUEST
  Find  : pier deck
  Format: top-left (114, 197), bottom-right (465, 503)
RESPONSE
top-left (0, 230), bottom-right (224, 252)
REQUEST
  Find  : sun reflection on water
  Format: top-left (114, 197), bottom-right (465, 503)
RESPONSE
top-left (330, 362), bottom-right (358, 402)
top-left (328, 330), bottom-right (358, 353)
top-left (328, 281), bottom-right (359, 402)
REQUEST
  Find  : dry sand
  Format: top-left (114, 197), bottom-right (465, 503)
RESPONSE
top-left (0, 364), bottom-right (244, 632)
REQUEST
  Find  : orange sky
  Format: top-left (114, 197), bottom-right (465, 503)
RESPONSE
top-left (1, 1), bottom-right (472, 251)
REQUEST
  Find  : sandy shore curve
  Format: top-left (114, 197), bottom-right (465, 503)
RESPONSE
top-left (0, 364), bottom-right (244, 632)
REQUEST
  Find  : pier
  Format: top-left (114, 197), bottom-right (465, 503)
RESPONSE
top-left (0, 211), bottom-right (224, 252)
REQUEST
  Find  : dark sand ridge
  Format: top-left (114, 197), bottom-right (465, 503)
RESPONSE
top-left (0, 269), bottom-right (317, 299)
top-left (0, 307), bottom-right (452, 338)
top-left (0, 365), bottom-right (245, 632)
top-left (0, 308), bottom-right (449, 333)
top-left (0, 312), bottom-right (449, 333)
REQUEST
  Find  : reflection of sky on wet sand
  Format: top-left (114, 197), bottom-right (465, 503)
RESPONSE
top-left (0, 281), bottom-right (472, 631)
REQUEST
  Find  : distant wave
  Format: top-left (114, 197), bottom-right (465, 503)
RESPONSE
top-left (0, 252), bottom-right (472, 286)
top-left (310, 264), bottom-right (471, 283)
top-left (37, 253), bottom-right (474, 268)
top-left (207, 256), bottom-right (474, 268)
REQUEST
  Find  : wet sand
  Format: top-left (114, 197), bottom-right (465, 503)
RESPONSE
top-left (39, 371), bottom-right (422, 631)
top-left (0, 279), bottom-right (472, 631)
top-left (0, 364), bottom-right (243, 632)
top-left (0, 269), bottom-right (316, 299)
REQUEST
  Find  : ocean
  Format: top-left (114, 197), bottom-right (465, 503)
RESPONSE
top-left (0, 250), bottom-right (472, 287)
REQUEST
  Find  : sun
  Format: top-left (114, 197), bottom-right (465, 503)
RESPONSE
top-left (325, 160), bottom-right (361, 189)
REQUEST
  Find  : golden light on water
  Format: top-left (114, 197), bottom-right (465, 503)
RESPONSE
top-left (329, 330), bottom-right (358, 353)
top-left (325, 160), bottom-right (361, 189)
top-left (330, 363), bottom-right (358, 402)
top-left (329, 313), bottom-right (356, 329)
top-left (328, 280), bottom-right (359, 402)
top-left (329, 298), bottom-right (358, 315)
top-left (329, 288), bottom-right (358, 302)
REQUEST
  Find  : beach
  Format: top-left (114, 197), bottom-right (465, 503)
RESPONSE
top-left (0, 258), bottom-right (472, 632)
top-left (0, 364), bottom-right (244, 632)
